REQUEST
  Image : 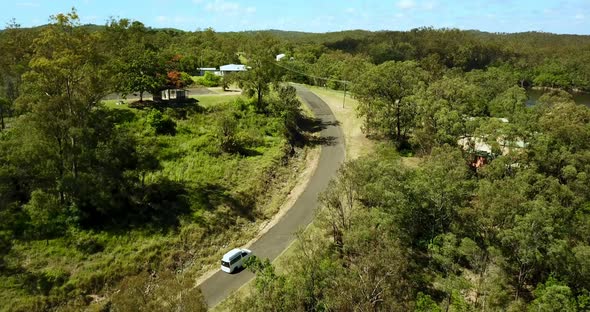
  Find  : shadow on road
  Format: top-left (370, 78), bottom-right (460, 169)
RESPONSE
top-left (297, 116), bottom-right (341, 147)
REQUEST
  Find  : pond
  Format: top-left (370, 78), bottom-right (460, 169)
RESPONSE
top-left (526, 89), bottom-right (590, 107)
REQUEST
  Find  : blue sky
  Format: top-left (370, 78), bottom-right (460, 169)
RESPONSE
top-left (3, 0), bottom-right (590, 34)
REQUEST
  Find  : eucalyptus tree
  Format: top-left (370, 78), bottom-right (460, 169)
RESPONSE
top-left (0, 19), bottom-right (33, 129)
top-left (410, 75), bottom-right (483, 153)
top-left (105, 19), bottom-right (167, 101)
top-left (353, 60), bottom-right (429, 147)
top-left (12, 10), bottom-right (144, 227)
top-left (238, 33), bottom-right (282, 112)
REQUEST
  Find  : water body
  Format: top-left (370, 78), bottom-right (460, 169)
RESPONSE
top-left (526, 89), bottom-right (590, 107)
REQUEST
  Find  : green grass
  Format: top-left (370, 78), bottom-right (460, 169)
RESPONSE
top-left (101, 99), bottom-right (134, 110)
top-left (192, 94), bottom-right (241, 108)
top-left (1, 93), bottom-right (311, 311)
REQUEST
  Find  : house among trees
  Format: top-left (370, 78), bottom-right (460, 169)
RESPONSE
top-left (219, 64), bottom-right (247, 76)
top-left (458, 135), bottom-right (525, 169)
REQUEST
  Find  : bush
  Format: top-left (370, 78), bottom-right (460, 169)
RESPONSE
top-left (196, 72), bottom-right (222, 87)
top-left (216, 111), bottom-right (240, 153)
top-left (73, 233), bottom-right (104, 254)
top-left (146, 109), bottom-right (176, 135)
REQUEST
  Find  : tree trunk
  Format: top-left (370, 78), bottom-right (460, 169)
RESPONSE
top-left (71, 136), bottom-right (78, 179)
top-left (396, 101), bottom-right (401, 142)
top-left (257, 84), bottom-right (263, 112)
top-left (57, 137), bottom-right (66, 204)
top-left (0, 106), bottom-right (4, 130)
top-left (140, 90), bottom-right (144, 102)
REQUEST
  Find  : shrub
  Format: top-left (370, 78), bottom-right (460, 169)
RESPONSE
top-left (73, 233), bottom-right (104, 254)
top-left (23, 190), bottom-right (67, 241)
top-left (216, 112), bottom-right (240, 153)
top-left (196, 72), bottom-right (222, 87)
top-left (146, 109), bottom-right (176, 135)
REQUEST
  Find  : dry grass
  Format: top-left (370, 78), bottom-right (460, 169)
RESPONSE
top-left (308, 86), bottom-right (374, 160)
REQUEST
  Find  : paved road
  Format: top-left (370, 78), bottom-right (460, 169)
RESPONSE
top-left (198, 85), bottom-right (345, 308)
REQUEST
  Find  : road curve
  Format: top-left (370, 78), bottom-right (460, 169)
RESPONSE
top-left (198, 85), bottom-right (345, 308)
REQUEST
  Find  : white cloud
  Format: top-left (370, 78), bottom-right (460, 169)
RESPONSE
top-left (156, 15), bottom-right (169, 23)
top-left (155, 15), bottom-right (197, 25)
top-left (422, 1), bottom-right (437, 10)
top-left (575, 13), bottom-right (585, 20)
top-left (397, 0), bottom-right (415, 10)
top-left (206, 0), bottom-right (240, 13)
top-left (345, 7), bottom-right (356, 14)
top-left (196, 0), bottom-right (257, 16)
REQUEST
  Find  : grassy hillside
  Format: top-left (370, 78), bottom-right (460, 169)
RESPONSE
top-left (0, 93), bottom-right (313, 311)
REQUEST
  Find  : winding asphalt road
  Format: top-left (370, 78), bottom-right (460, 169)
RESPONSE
top-left (198, 85), bottom-right (345, 308)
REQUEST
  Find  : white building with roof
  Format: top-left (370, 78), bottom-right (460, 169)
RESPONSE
top-left (196, 67), bottom-right (217, 76)
top-left (219, 64), bottom-right (247, 76)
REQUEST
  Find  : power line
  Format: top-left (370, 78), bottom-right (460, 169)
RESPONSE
top-left (273, 61), bottom-right (352, 108)
top-left (273, 61), bottom-right (352, 85)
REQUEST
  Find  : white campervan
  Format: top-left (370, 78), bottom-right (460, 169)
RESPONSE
top-left (221, 248), bottom-right (252, 273)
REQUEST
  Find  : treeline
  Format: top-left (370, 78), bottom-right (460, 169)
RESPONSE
top-left (275, 28), bottom-right (590, 92)
top-left (237, 96), bottom-right (590, 310)
top-left (232, 25), bottom-right (590, 312)
top-left (0, 9), bottom-right (309, 311)
top-left (2, 7), bottom-right (590, 311)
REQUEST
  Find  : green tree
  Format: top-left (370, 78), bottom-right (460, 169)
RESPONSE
top-left (118, 49), bottom-right (166, 101)
top-left (410, 146), bottom-right (472, 244)
top-left (0, 97), bottom-right (8, 130)
top-left (16, 9), bottom-right (110, 203)
top-left (105, 19), bottom-right (166, 101)
top-left (0, 19), bottom-right (32, 124)
top-left (23, 190), bottom-right (66, 243)
top-left (529, 277), bottom-right (577, 312)
top-left (243, 256), bottom-right (293, 311)
top-left (465, 66), bottom-right (518, 105)
top-left (353, 60), bottom-right (429, 146)
top-left (411, 76), bottom-right (483, 153)
top-left (489, 86), bottom-right (528, 118)
top-left (428, 233), bottom-right (472, 312)
top-left (238, 33), bottom-right (282, 112)
top-left (269, 84), bottom-right (302, 145)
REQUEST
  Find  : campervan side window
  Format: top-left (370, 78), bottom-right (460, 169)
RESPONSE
top-left (230, 255), bottom-right (241, 265)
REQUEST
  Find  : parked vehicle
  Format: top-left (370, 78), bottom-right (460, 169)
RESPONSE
top-left (220, 248), bottom-right (252, 273)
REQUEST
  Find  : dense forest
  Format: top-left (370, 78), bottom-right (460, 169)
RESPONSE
top-left (1, 7), bottom-right (590, 311)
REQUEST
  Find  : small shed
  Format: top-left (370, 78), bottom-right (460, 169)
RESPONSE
top-left (276, 53), bottom-right (286, 61)
top-left (162, 89), bottom-right (188, 101)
